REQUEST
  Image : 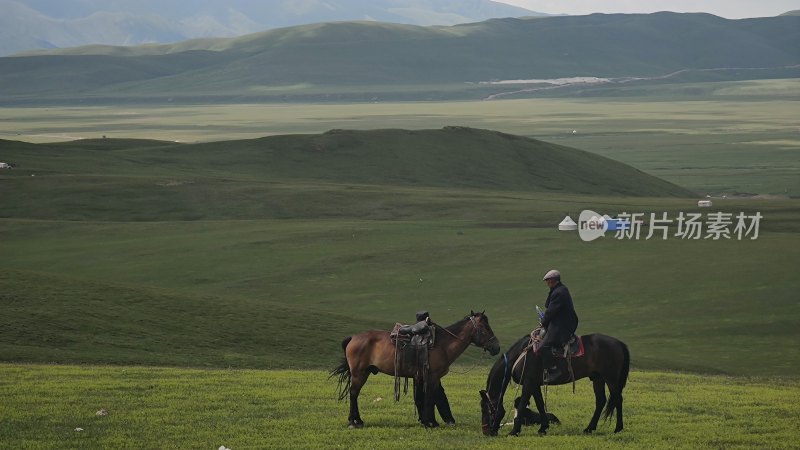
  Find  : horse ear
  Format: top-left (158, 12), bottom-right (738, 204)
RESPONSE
top-left (481, 310), bottom-right (485, 315)
top-left (479, 389), bottom-right (487, 398)
top-left (471, 309), bottom-right (475, 316)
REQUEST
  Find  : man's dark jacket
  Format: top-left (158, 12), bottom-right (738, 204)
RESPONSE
top-left (541, 282), bottom-right (579, 343)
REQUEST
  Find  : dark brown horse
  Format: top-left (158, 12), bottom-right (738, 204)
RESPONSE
top-left (331, 311), bottom-right (500, 428)
top-left (480, 333), bottom-right (629, 436)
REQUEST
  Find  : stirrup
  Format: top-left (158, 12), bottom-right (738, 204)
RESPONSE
top-left (544, 367), bottom-right (561, 383)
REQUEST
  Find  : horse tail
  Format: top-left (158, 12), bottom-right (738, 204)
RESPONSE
top-left (340, 336), bottom-right (352, 351)
top-left (619, 341), bottom-right (630, 392)
top-left (329, 336), bottom-right (353, 401)
top-left (603, 340), bottom-right (630, 420)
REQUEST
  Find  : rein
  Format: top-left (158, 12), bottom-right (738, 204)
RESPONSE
top-left (438, 316), bottom-right (497, 352)
top-left (482, 352), bottom-right (508, 431)
top-left (439, 315), bottom-right (497, 375)
top-left (483, 336), bottom-right (532, 433)
top-left (481, 390), bottom-right (498, 434)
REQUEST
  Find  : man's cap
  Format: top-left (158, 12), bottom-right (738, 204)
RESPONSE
top-left (542, 270), bottom-right (561, 281)
top-left (416, 311), bottom-right (430, 322)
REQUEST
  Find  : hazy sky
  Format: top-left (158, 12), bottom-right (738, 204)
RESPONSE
top-left (496, 0), bottom-right (800, 18)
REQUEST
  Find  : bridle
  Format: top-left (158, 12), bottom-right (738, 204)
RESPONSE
top-left (481, 349), bottom-right (514, 435)
top-left (439, 314), bottom-right (497, 352)
top-left (481, 389), bottom-right (500, 435)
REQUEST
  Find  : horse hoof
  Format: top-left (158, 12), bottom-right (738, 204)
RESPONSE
top-left (348, 420), bottom-right (364, 429)
top-left (444, 420), bottom-right (456, 427)
top-left (614, 428), bottom-right (624, 434)
top-left (423, 421), bottom-right (440, 429)
top-left (537, 428), bottom-right (548, 436)
top-left (508, 431), bottom-right (520, 437)
top-left (583, 428), bottom-right (594, 435)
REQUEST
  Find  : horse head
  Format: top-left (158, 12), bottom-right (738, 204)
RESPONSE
top-left (469, 310), bottom-right (501, 356)
top-left (479, 389), bottom-right (504, 436)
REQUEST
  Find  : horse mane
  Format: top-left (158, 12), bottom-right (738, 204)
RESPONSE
top-left (485, 334), bottom-right (530, 397)
top-left (437, 315), bottom-right (472, 335)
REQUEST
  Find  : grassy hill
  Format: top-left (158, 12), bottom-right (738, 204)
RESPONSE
top-left (3, 88), bottom-right (798, 196)
top-left (0, 269), bottom-right (380, 368)
top-left (2, 12), bottom-right (798, 102)
top-left (0, 128), bottom-right (695, 215)
top-left (2, 217), bottom-right (798, 375)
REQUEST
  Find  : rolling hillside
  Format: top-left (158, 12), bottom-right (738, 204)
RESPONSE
top-left (0, 127), bottom-right (694, 212)
top-left (1, 12), bottom-right (798, 102)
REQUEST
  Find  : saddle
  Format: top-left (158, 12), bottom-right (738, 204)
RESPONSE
top-left (390, 322), bottom-right (434, 349)
top-left (510, 328), bottom-right (584, 389)
top-left (529, 327), bottom-right (584, 358)
top-left (390, 322), bottom-right (435, 401)
top-left (552, 335), bottom-right (584, 358)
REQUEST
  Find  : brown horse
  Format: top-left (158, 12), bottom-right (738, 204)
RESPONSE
top-left (331, 311), bottom-right (501, 428)
top-left (479, 333), bottom-right (629, 436)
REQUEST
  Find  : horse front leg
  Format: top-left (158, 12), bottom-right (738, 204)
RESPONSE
top-left (530, 384), bottom-right (549, 435)
top-left (584, 377), bottom-right (607, 434)
top-left (509, 386), bottom-right (532, 436)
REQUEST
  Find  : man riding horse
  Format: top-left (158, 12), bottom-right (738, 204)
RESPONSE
top-left (539, 270), bottom-right (579, 382)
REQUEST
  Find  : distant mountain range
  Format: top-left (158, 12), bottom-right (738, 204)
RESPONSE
top-left (1, 12), bottom-right (798, 104)
top-left (0, 0), bottom-right (542, 56)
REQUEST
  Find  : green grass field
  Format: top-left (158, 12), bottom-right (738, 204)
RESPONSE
top-left (1, 78), bottom-right (798, 448)
top-left (2, 365), bottom-right (799, 449)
